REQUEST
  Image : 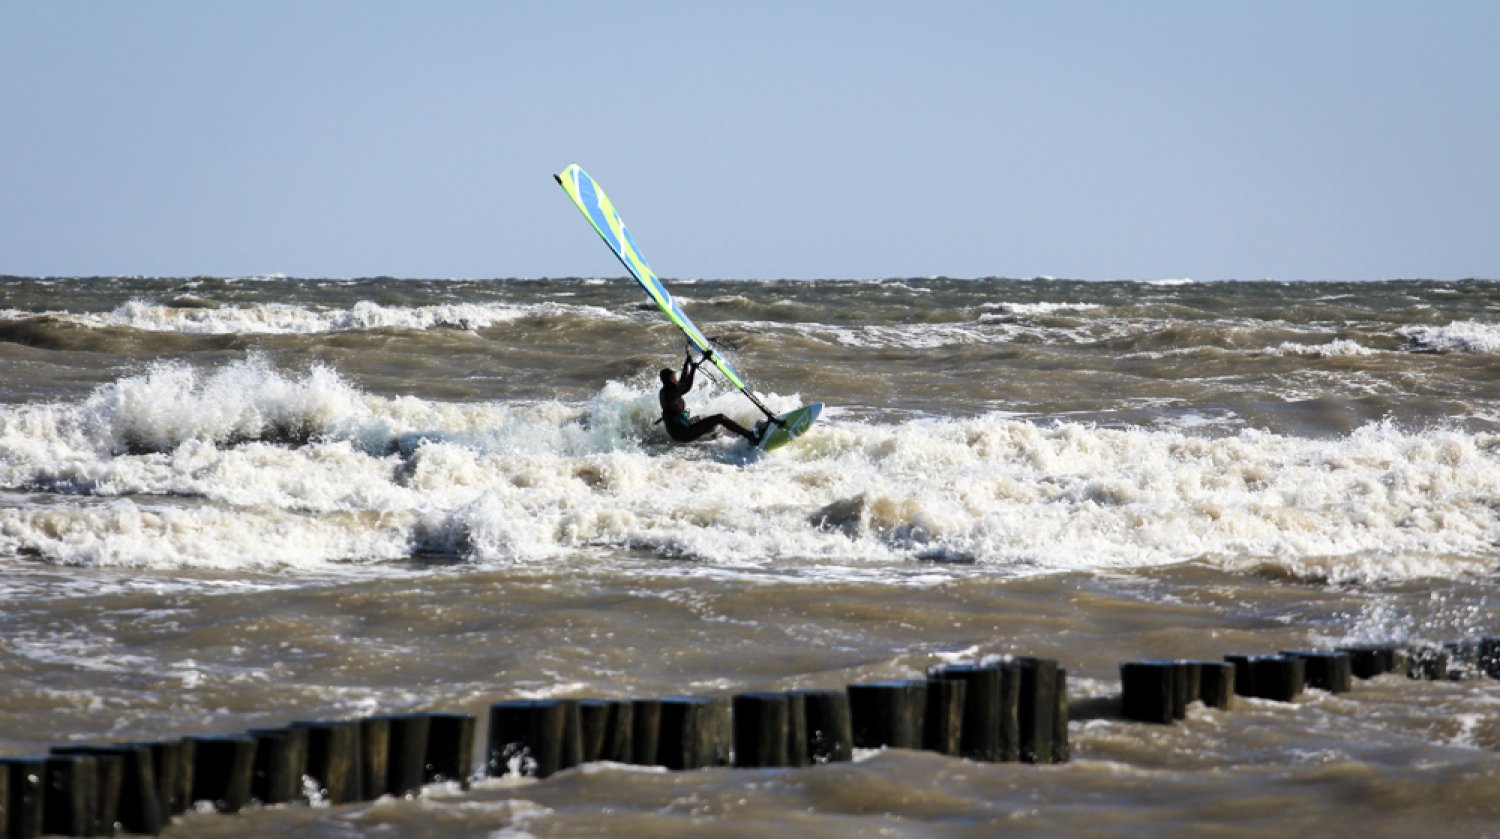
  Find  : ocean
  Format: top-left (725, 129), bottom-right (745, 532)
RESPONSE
top-left (2, 274), bottom-right (1498, 836)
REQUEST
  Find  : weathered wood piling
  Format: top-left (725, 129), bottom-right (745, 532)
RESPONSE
top-left (630, 699), bottom-right (663, 767)
top-left (1281, 650), bottom-right (1352, 694)
top-left (1053, 669), bottom-right (1070, 762)
top-left (488, 700), bottom-right (571, 779)
top-left (921, 678), bottom-right (966, 756)
top-left (1121, 660), bottom-right (1179, 724)
top-left (1337, 644), bottom-right (1407, 679)
top-left (379, 713), bottom-right (431, 798)
top-left (248, 727), bottom-right (307, 806)
top-left (43, 754), bottom-right (97, 838)
top-left (791, 689), bottom-right (852, 764)
top-left (732, 692), bottom-right (791, 768)
top-left (1226, 654), bottom-right (1305, 702)
top-left (54, 742), bottom-right (163, 835)
top-left (186, 734), bottom-right (256, 814)
top-left (927, 664), bottom-right (1003, 761)
top-left (3, 756), bottom-right (48, 839)
top-left (783, 691), bottom-right (810, 767)
top-left (422, 712), bottom-right (476, 788)
top-left (37, 632), bottom-right (1500, 837)
top-left (128, 739), bottom-right (190, 818)
top-left (848, 680), bottom-right (927, 750)
top-left (657, 697), bottom-right (729, 770)
top-left (292, 720), bottom-right (360, 805)
top-left (1015, 657), bottom-right (1058, 764)
top-left (1478, 637), bottom-right (1500, 678)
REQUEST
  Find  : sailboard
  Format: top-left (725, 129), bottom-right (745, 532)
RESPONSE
top-left (756, 402), bottom-right (822, 451)
top-left (554, 162), bottom-right (818, 447)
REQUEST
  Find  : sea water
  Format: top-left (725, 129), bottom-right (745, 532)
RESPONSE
top-left (2, 275), bottom-right (1498, 836)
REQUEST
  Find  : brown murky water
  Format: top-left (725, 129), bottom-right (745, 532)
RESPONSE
top-left (3, 276), bottom-right (1499, 835)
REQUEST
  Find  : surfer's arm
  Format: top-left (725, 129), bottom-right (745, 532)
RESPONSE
top-left (678, 355), bottom-right (696, 393)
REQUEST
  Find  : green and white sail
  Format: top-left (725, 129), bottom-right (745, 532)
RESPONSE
top-left (554, 163), bottom-right (749, 391)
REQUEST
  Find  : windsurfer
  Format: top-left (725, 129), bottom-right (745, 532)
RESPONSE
top-left (659, 350), bottom-right (761, 444)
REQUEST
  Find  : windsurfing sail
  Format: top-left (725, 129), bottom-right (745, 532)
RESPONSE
top-left (554, 163), bottom-right (751, 392)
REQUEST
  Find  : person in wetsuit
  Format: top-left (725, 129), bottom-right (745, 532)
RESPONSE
top-left (659, 350), bottom-right (760, 444)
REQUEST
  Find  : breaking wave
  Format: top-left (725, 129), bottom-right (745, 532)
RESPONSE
top-left (2, 357), bottom-right (1497, 584)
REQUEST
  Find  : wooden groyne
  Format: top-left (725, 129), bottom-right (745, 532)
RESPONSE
top-left (2, 638), bottom-right (1496, 838)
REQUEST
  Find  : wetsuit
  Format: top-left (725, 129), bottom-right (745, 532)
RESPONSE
top-left (660, 355), bottom-right (758, 444)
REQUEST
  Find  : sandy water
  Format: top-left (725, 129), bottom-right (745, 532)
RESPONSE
top-left (2, 275), bottom-right (1499, 836)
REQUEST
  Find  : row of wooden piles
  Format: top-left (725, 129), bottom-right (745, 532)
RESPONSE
top-left (1120, 638), bottom-right (1500, 723)
top-left (0, 656), bottom-right (1066, 838)
top-left (0, 712), bottom-right (474, 838)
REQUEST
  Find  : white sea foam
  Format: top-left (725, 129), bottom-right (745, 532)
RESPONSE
top-left (1399, 320), bottom-right (1500, 353)
top-left (1267, 339), bottom-right (1378, 357)
top-left (980, 301), bottom-right (1102, 316)
top-left (2, 358), bottom-right (1499, 583)
top-left (17, 299), bottom-right (621, 335)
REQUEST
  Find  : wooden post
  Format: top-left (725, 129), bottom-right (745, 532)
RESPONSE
top-left (1120, 661), bottom-right (1177, 724)
top-left (248, 728), bottom-right (307, 806)
top-left (1178, 661), bottom-right (1203, 712)
top-left (657, 697), bottom-right (730, 770)
top-left (733, 692), bottom-right (791, 768)
top-left (1193, 661), bottom-right (1235, 710)
top-left (922, 678), bottom-right (966, 756)
top-left (187, 735), bottom-right (256, 814)
top-left (1255, 655), bottom-right (1305, 701)
top-left (1477, 637), bottom-right (1500, 678)
top-left (1442, 641), bottom-right (1477, 677)
top-left (422, 712), bottom-right (476, 789)
top-left (1053, 668), bottom-right (1070, 763)
top-left (595, 700), bottom-right (633, 764)
top-left (1226, 655), bottom-right (1304, 702)
top-left (1227, 654), bottom-right (1303, 701)
top-left (848, 681), bottom-right (926, 750)
top-left (578, 700), bottom-right (610, 765)
top-left (553, 700), bottom-right (584, 772)
top-left (376, 714), bottom-right (431, 798)
top-left (1337, 645), bottom-right (1407, 679)
top-left (997, 661), bottom-right (1022, 761)
top-left (110, 744), bottom-right (162, 835)
top-left (1015, 657), bottom-right (1058, 763)
top-left (44, 754), bottom-right (96, 838)
top-left (630, 699), bottom-right (662, 767)
top-left (783, 691), bottom-right (810, 768)
top-left (790, 689), bottom-right (852, 764)
top-left (576, 699), bottom-right (634, 765)
top-left (50, 748), bottom-right (122, 836)
top-left (56, 743), bottom-right (163, 836)
top-left (291, 721), bottom-right (361, 805)
top-left (1281, 651), bottom-right (1353, 694)
top-left (3, 757), bottom-right (48, 839)
top-left (1406, 645), bottom-right (1449, 680)
top-left (7, 758), bottom-right (47, 839)
top-left (927, 664), bottom-right (1002, 761)
top-left (126, 740), bottom-right (189, 817)
top-left (357, 717), bottom-right (390, 801)
top-left (488, 700), bottom-right (568, 779)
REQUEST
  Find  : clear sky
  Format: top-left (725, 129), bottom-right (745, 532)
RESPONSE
top-left (2, 1), bottom-right (1497, 281)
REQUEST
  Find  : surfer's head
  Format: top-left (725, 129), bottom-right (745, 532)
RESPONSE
top-left (660, 368), bottom-right (676, 385)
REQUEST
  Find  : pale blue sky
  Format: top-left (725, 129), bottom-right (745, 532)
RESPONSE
top-left (3, 1), bottom-right (1497, 280)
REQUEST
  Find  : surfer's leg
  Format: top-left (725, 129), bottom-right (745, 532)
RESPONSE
top-left (671, 415), bottom-right (755, 444)
top-left (668, 416), bottom-right (719, 443)
top-left (716, 416), bottom-right (758, 443)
